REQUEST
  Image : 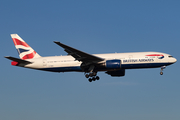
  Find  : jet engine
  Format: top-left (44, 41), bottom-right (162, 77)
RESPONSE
top-left (105, 59), bottom-right (121, 69)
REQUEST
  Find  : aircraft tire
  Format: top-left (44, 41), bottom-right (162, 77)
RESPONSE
top-left (92, 77), bottom-right (96, 81)
top-left (89, 78), bottom-right (92, 82)
top-left (85, 74), bottom-right (89, 78)
top-left (96, 76), bottom-right (100, 80)
top-left (160, 72), bottom-right (163, 75)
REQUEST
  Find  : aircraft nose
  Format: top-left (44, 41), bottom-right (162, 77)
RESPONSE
top-left (169, 57), bottom-right (177, 64)
top-left (174, 58), bottom-right (177, 63)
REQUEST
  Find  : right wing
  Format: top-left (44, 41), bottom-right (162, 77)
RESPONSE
top-left (53, 41), bottom-right (104, 63)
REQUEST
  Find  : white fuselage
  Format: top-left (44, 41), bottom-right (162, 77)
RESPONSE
top-left (20, 52), bottom-right (176, 72)
top-left (7, 34), bottom-right (177, 81)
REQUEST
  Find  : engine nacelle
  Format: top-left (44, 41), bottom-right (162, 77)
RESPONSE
top-left (106, 69), bottom-right (125, 77)
top-left (105, 59), bottom-right (121, 69)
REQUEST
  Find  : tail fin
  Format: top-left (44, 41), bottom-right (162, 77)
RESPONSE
top-left (11, 34), bottom-right (41, 60)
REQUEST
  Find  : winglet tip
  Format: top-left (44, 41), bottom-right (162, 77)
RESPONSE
top-left (4, 56), bottom-right (10, 58)
top-left (53, 41), bottom-right (59, 43)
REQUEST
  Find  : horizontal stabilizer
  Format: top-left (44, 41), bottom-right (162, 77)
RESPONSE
top-left (4, 56), bottom-right (32, 64)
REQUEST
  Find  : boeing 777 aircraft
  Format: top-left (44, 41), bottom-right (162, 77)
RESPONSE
top-left (5, 34), bottom-right (177, 82)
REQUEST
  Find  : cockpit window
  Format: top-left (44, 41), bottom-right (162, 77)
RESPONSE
top-left (169, 56), bottom-right (173, 58)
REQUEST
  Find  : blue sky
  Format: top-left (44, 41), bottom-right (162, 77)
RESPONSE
top-left (1, 0), bottom-right (180, 120)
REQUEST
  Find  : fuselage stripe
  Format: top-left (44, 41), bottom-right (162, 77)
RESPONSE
top-left (146, 54), bottom-right (164, 56)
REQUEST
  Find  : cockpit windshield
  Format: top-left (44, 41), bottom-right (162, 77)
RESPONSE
top-left (168, 56), bottom-right (173, 58)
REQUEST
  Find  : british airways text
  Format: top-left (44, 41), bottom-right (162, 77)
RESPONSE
top-left (123, 59), bottom-right (154, 63)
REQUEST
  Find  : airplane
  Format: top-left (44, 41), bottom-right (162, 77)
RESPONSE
top-left (5, 34), bottom-right (177, 82)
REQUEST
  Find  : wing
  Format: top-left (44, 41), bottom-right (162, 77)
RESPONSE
top-left (53, 41), bottom-right (104, 63)
top-left (4, 56), bottom-right (32, 64)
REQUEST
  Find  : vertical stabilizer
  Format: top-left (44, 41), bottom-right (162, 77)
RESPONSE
top-left (11, 34), bottom-right (41, 60)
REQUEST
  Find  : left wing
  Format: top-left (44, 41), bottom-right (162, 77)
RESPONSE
top-left (4, 56), bottom-right (32, 64)
top-left (53, 41), bottom-right (104, 63)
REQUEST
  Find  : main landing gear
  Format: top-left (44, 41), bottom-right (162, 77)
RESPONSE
top-left (83, 65), bottom-right (100, 82)
top-left (160, 66), bottom-right (166, 75)
top-left (85, 72), bottom-right (100, 82)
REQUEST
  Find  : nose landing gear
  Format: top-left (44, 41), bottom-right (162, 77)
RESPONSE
top-left (160, 66), bottom-right (166, 75)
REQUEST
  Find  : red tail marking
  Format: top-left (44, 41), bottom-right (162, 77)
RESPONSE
top-left (22, 51), bottom-right (36, 60)
top-left (12, 38), bottom-right (30, 47)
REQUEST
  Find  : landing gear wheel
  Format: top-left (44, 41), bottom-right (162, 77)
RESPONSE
top-left (85, 74), bottom-right (89, 78)
top-left (89, 73), bottom-right (93, 77)
top-left (160, 66), bottom-right (166, 76)
top-left (160, 72), bottom-right (163, 75)
top-left (92, 77), bottom-right (96, 81)
top-left (96, 76), bottom-right (100, 80)
top-left (92, 72), bottom-right (97, 76)
top-left (85, 72), bottom-right (99, 82)
top-left (88, 78), bottom-right (92, 82)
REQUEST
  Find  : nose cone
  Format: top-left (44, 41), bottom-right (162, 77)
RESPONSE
top-left (168, 57), bottom-right (177, 64)
top-left (174, 58), bottom-right (177, 63)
